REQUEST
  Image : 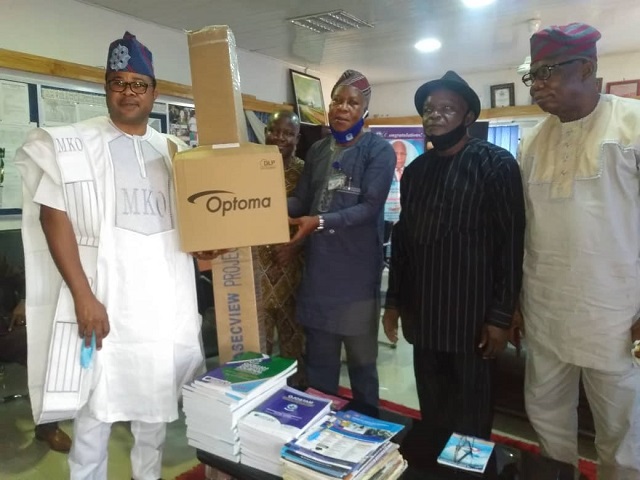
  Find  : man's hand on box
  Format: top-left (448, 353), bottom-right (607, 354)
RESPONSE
top-left (192, 250), bottom-right (231, 261)
top-left (288, 216), bottom-right (320, 244)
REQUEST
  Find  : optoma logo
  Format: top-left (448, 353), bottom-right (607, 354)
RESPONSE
top-left (187, 190), bottom-right (271, 216)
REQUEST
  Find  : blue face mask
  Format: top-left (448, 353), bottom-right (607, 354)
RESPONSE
top-left (330, 117), bottom-right (365, 144)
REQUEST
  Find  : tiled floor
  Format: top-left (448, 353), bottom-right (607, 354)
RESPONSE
top-left (0, 327), bottom-right (596, 479)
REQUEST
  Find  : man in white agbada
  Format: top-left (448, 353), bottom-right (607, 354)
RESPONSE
top-left (515, 22), bottom-right (640, 478)
top-left (15, 32), bottom-right (207, 480)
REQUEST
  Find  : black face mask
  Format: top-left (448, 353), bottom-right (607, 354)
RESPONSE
top-left (426, 113), bottom-right (470, 152)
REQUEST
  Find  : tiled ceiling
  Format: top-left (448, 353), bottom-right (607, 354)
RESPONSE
top-left (78, 0), bottom-right (640, 84)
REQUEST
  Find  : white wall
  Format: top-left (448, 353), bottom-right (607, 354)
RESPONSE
top-left (0, 0), bottom-right (334, 106)
top-left (369, 50), bottom-right (640, 118)
top-left (5, 0), bottom-right (637, 118)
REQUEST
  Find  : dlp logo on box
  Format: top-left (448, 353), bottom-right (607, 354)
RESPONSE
top-left (260, 158), bottom-right (276, 169)
top-left (188, 190), bottom-right (271, 216)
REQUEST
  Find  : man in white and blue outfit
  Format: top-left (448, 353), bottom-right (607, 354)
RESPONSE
top-left (16, 32), bottom-right (205, 480)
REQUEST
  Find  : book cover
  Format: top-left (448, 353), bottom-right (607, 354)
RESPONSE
top-left (241, 386), bottom-right (332, 438)
top-left (437, 432), bottom-right (495, 474)
top-left (193, 353), bottom-right (296, 400)
top-left (331, 410), bottom-right (404, 443)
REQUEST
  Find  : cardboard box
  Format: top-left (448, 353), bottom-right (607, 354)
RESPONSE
top-left (182, 25), bottom-right (282, 363)
top-left (172, 143), bottom-right (289, 252)
top-left (210, 247), bottom-right (264, 359)
top-left (187, 25), bottom-right (248, 146)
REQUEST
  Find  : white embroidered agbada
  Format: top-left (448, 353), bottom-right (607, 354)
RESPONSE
top-left (518, 94), bottom-right (640, 372)
top-left (16, 116), bottom-right (204, 424)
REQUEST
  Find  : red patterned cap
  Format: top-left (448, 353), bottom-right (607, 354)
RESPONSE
top-left (530, 23), bottom-right (601, 64)
top-left (332, 70), bottom-right (371, 106)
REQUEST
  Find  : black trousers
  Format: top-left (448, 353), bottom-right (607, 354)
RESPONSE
top-left (413, 346), bottom-right (495, 439)
top-left (304, 327), bottom-right (379, 408)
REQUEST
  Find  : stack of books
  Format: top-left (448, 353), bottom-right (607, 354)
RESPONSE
top-left (281, 410), bottom-right (407, 479)
top-left (237, 386), bottom-right (332, 476)
top-left (182, 352), bottom-right (297, 462)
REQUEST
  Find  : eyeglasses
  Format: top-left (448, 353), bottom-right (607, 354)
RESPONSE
top-left (521, 58), bottom-right (584, 87)
top-left (107, 79), bottom-right (150, 94)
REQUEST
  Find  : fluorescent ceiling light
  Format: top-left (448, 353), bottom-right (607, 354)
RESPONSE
top-left (289, 10), bottom-right (374, 33)
top-left (462, 0), bottom-right (496, 7)
top-left (415, 38), bottom-right (442, 53)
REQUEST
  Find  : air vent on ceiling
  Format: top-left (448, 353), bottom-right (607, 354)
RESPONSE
top-left (289, 10), bottom-right (373, 33)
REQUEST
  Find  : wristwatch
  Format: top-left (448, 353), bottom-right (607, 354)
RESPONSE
top-left (315, 215), bottom-right (325, 232)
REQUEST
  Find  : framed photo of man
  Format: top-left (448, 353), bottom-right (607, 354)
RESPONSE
top-left (606, 79), bottom-right (640, 98)
top-left (290, 70), bottom-right (327, 125)
top-left (490, 83), bottom-right (515, 108)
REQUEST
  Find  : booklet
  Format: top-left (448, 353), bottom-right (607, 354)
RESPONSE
top-left (240, 386), bottom-right (332, 441)
top-left (437, 432), bottom-right (494, 474)
top-left (193, 352), bottom-right (296, 403)
top-left (281, 410), bottom-right (405, 478)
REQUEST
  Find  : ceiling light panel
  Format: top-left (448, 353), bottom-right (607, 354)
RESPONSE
top-left (289, 10), bottom-right (374, 34)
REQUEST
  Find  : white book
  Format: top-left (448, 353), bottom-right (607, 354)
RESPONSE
top-left (185, 419), bottom-right (238, 444)
top-left (187, 437), bottom-right (240, 463)
top-left (241, 450), bottom-right (284, 477)
top-left (184, 380), bottom-right (284, 419)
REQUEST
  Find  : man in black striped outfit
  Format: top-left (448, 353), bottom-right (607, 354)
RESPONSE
top-left (383, 71), bottom-right (525, 439)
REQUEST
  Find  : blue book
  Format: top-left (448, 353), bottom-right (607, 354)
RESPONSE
top-left (437, 432), bottom-right (495, 474)
top-left (239, 386), bottom-right (332, 441)
top-left (238, 388), bottom-right (333, 475)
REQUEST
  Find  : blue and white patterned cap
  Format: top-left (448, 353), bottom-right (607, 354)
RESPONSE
top-left (106, 31), bottom-right (154, 79)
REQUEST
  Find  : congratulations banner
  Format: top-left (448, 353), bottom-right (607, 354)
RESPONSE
top-left (370, 126), bottom-right (425, 223)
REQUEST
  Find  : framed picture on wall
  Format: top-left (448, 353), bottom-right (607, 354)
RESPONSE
top-left (490, 83), bottom-right (515, 108)
top-left (606, 79), bottom-right (640, 98)
top-left (290, 70), bottom-right (327, 125)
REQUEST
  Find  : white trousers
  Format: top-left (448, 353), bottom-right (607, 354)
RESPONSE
top-left (525, 339), bottom-right (640, 480)
top-left (68, 406), bottom-right (166, 480)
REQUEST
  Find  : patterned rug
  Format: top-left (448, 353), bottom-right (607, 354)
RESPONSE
top-left (175, 387), bottom-right (598, 480)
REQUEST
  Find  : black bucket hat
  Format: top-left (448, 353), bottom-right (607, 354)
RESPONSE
top-left (414, 70), bottom-right (481, 121)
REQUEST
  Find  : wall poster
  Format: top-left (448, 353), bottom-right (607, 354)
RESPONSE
top-left (369, 125), bottom-right (425, 223)
top-left (40, 86), bottom-right (108, 126)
